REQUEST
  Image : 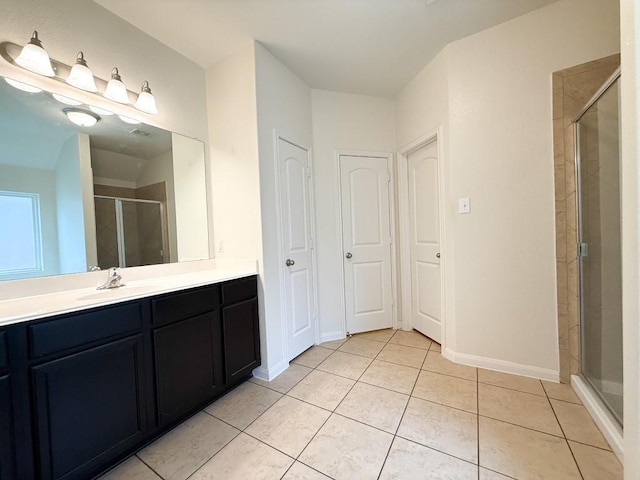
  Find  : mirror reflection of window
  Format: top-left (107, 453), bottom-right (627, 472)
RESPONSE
top-left (0, 191), bottom-right (43, 277)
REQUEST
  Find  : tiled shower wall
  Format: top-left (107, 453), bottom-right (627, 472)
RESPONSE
top-left (552, 54), bottom-right (620, 383)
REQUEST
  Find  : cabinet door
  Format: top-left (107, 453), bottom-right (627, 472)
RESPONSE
top-left (31, 335), bottom-right (147, 480)
top-left (0, 375), bottom-right (13, 480)
top-left (154, 311), bottom-right (223, 426)
top-left (222, 298), bottom-right (260, 385)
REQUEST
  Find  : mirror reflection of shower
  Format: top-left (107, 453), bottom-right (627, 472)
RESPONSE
top-left (94, 196), bottom-right (168, 269)
top-left (575, 70), bottom-right (622, 424)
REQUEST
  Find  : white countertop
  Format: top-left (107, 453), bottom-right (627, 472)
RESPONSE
top-left (0, 261), bottom-right (257, 327)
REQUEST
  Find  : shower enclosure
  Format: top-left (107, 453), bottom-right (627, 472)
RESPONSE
top-left (575, 69), bottom-right (622, 424)
top-left (94, 196), bottom-right (168, 269)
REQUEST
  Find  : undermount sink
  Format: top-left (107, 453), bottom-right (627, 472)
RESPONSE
top-left (76, 284), bottom-right (162, 301)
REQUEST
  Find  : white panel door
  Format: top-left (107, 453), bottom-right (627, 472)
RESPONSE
top-left (340, 155), bottom-right (393, 334)
top-left (407, 141), bottom-right (441, 342)
top-left (278, 138), bottom-right (316, 360)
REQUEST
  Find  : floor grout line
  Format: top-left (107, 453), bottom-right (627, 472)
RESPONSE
top-left (106, 329), bottom-right (617, 480)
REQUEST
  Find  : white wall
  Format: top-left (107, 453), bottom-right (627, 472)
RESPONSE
top-left (620, 0), bottom-right (639, 476)
top-left (395, 0), bottom-right (620, 375)
top-left (311, 89), bottom-right (396, 340)
top-left (55, 134), bottom-right (88, 274)
top-left (172, 133), bottom-right (209, 261)
top-left (253, 42), bottom-right (313, 377)
top-left (207, 44), bottom-right (261, 263)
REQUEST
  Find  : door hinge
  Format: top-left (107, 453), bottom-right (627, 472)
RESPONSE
top-left (312, 309), bottom-right (317, 319)
top-left (386, 171), bottom-right (391, 182)
top-left (389, 235), bottom-right (393, 245)
top-left (578, 242), bottom-right (589, 258)
top-left (306, 167), bottom-right (312, 179)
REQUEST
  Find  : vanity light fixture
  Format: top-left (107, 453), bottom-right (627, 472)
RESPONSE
top-left (52, 93), bottom-right (83, 106)
top-left (66, 52), bottom-right (97, 92)
top-left (119, 114), bottom-right (141, 125)
top-left (104, 68), bottom-right (130, 104)
top-left (134, 81), bottom-right (158, 114)
top-left (89, 105), bottom-right (114, 116)
top-left (4, 78), bottom-right (42, 93)
top-left (15, 31), bottom-right (55, 77)
top-left (64, 108), bottom-right (100, 127)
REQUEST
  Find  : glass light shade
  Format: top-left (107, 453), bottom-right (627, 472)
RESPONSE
top-left (5, 78), bottom-right (42, 93)
top-left (104, 67), bottom-right (130, 104)
top-left (15, 31), bottom-right (55, 77)
top-left (64, 108), bottom-right (100, 127)
top-left (52, 93), bottom-right (83, 106)
top-left (134, 81), bottom-right (157, 114)
top-left (66, 52), bottom-right (97, 92)
top-left (118, 115), bottom-right (140, 125)
top-left (89, 105), bottom-right (114, 115)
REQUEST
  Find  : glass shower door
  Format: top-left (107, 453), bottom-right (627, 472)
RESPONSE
top-left (94, 196), bottom-right (167, 269)
top-left (576, 75), bottom-right (623, 423)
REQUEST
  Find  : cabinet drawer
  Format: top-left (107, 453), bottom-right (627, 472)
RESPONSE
top-left (0, 331), bottom-right (7, 370)
top-left (29, 303), bottom-right (143, 359)
top-left (221, 276), bottom-right (257, 305)
top-left (152, 285), bottom-right (219, 327)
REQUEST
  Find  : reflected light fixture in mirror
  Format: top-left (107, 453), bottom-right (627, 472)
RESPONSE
top-left (66, 51), bottom-right (97, 92)
top-left (104, 67), bottom-right (129, 103)
top-left (15, 31), bottom-right (55, 77)
top-left (52, 93), bottom-right (83, 106)
top-left (4, 78), bottom-right (42, 93)
top-left (134, 81), bottom-right (158, 114)
top-left (64, 108), bottom-right (100, 127)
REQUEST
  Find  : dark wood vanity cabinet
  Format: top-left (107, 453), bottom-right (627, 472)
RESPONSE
top-left (3, 275), bottom-right (260, 480)
top-left (31, 335), bottom-right (148, 480)
top-left (152, 285), bottom-right (224, 426)
top-left (0, 330), bottom-right (14, 480)
top-left (221, 277), bottom-right (260, 386)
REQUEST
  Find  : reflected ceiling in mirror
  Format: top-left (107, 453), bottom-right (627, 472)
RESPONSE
top-left (0, 77), bottom-right (209, 281)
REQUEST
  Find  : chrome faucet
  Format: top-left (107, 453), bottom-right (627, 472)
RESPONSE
top-left (97, 267), bottom-right (124, 290)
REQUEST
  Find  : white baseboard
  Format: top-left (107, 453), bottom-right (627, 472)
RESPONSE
top-left (443, 347), bottom-right (559, 382)
top-left (571, 375), bottom-right (624, 463)
top-left (320, 330), bottom-right (345, 343)
top-left (252, 359), bottom-right (289, 382)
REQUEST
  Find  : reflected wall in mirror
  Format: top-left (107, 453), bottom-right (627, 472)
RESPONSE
top-left (0, 77), bottom-right (209, 281)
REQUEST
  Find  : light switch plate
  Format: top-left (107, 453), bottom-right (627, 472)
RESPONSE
top-left (458, 197), bottom-right (470, 214)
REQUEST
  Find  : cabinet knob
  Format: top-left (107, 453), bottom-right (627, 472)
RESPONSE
top-left (345, 252), bottom-right (353, 259)
top-left (286, 259), bottom-right (295, 267)
top-left (436, 253), bottom-right (440, 258)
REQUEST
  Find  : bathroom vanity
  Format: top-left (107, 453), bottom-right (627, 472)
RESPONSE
top-left (0, 271), bottom-right (260, 480)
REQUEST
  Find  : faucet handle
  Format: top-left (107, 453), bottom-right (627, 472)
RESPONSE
top-left (108, 267), bottom-right (118, 276)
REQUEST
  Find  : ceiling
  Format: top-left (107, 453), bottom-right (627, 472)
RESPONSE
top-left (94, 0), bottom-right (560, 97)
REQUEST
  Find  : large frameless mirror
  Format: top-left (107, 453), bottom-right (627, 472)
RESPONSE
top-left (0, 77), bottom-right (209, 281)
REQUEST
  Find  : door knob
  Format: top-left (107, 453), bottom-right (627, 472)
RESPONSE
top-left (345, 252), bottom-right (353, 259)
top-left (436, 253), bottom-right (441, 258)
top-left (286, 259), bottom-right (295, 267)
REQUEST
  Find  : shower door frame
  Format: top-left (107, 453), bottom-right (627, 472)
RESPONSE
top-left (95, 195), bottom-right (169, 268)
top-left (573, 67), bottom-right (622, 425)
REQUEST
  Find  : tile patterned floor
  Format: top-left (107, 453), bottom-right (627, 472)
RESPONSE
top-left (100, 329), bottom-right (623, 480)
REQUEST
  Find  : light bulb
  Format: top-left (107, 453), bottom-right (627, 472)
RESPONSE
top-left (134, 81), bottom-right (158, 114)
top-left (15, 31), bottom-right (55, 77)
top-left (104, 67), bottom-right (130, 104)
top-left (66, 52), bottom-right (97, 92)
